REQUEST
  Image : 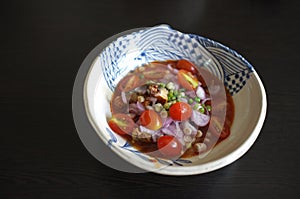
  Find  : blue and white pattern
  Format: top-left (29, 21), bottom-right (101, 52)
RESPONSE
top-left (99, 25), bottom-right (253, 95)
top-left (189, 34), bottom-right (253, 94)
top-left (100, 25), bottom-right (255, 166)
top-left (106, 128), bottom-right (192, 166)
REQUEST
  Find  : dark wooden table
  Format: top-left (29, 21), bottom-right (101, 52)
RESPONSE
top-left (1, 0), bottom-right (299, 198)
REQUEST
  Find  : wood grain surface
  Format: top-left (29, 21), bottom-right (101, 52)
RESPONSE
top-left (1, 0), bottom-right (299, 198)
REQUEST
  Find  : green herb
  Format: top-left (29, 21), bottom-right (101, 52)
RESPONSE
top-left (159, 83), bottom-right (166, 88)
top-left (194, 97), bottom-right (201, 103)
top-left (173, 90), bottom-right (178, 96)
top-left (206, 105), bottom-right (212, 111)
top-left (166, 82), bottom-right (175, 90)
top-left (193, 104), bottom-right (200, 110)
top-left (188, 98), bottom-right (194, 104)
top-left (164, 102), bottom-right (172, 109)
top-left (199, 106), bottom-right (205, 113)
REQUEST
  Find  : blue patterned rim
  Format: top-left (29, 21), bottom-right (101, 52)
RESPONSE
top-left (99, 25), bottom-right (256, 167)
top-left (99, 24), bottom-right (253, 95)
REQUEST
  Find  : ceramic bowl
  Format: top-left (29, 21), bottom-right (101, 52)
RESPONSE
top-left (84, 25), bottom-right (267, 175)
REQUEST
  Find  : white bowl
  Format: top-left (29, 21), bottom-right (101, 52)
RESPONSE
top-left (84, 24), bottom-right (267, 175)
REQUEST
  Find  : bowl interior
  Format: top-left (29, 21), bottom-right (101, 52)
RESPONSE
top-left (84, 25), bottom-right (266, 175)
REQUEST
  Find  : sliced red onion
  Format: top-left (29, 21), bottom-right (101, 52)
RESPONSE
top-left (175, 121), bottom-right (184, 138)
top-left (196, 86), bottom-right (206, 99)
top-left (201, 98), bottom-right (211, 105)
top-left (131, 84), bottom-right (147, 94)
top-left (136, 101), bottom-right (145, 112)
top-left (129, 103), bottom-right (138, 113)
top-left (162, 122), bottom-right (186, 145)
top-left (145, 105), bottom-right (154, 110)
top-left (167, 123), bottom-right (177, 133)
top-left (152, 131), bottom-right (163, 142)
top-left (172, 79), bottom-right (180, 90)
top-left (161, 127), bottom-right (176, 137)
top-left (181, 121), bottom-right (197, 135)
top-left (121, 91), bottom-right (127, 104)
top-left (147, 97), bottom-right (157, 104)
top-left (129, 103), bottom-right (144, 116)
top-left (167, 64), bottom-right (179, 75)
top-left (186, 90), bottom-right (196, 98)
top-left (178, 97), bottom-right (188, 103)
top-left (139, 125), bottom-right (156, 135)
top-left (163, 117), bottom-right (173, 128)
top-left (191, 110), bottom-right (210, 126)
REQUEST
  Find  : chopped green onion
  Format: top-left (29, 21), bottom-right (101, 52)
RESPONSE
top-left (194, 97), bottom-right (201, 103)
top-left (193, 104), bottom-right (200, 110)
top-left (164, 102), bottom-right (172, 109)
top-left (160, 109), bottom-right (168, 118)
top-left (173, 90), bottom-right (178, 96)
top-left (154, 103), bottom-right (163, 112)
top-left (188, 98), bottom-right (194, 104)
top-left (159, 83), bottom-right (166, 88)
top-left (137, 96), bottom-right (145, 103)
top-left (196, 130), bottom-right (203, 137)
top-left (185, 142), bottom-right (192, 149)
top-left (199, 106), bottom-right (205, 113)
top-left (172, 96), bottom-right (176, 100)
top-left (179, 88), bottom-right (186, 92)
top-left (166, 82), bottom-right (175, 90)
top-left (206, 105), bottom-right (212, 111)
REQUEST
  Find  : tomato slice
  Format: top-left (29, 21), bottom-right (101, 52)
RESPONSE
top-left (177, 69), bottom-right (199, 90)
top-left (139, 110), bottom-right (163, 130)
top-left (157, 136), bottom-right (182, 158)
top-left (209, 116), bottom-right (230, 140)
top-left (176, 59), bottom-right (198, 75)
top-left (108, 114), bottom-right (135, 135)
top-left (169, 102), bottom-right (192, 121)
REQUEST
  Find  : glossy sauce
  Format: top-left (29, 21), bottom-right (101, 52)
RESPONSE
top-left (110, 60), bottom-right (234, 158)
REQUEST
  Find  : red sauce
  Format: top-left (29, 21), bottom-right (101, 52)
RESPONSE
top-left (109, 60), bottom-right (234, 158)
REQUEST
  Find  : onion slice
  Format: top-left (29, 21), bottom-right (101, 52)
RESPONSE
top-left (196, 86), bottom-right (206, 99)
top-left (162, 117), bottom-right (173, 128)
top-left (191, 110), bottom-right (210, 126)
top-left (121, 91), bottom-right (127, 104)
top-left (136, 101), bottom-right (145, 112)
top-left (139, 125), bottom-right (156, 135)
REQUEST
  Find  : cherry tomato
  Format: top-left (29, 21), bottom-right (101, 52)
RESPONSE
top-left (108, 114), bottom-right (135, 135)
top-left (209, 116), bottom-right (230, 140)
top-left (119, 75), bottom-right (140, 92)
top-left (177, 69), bottom-right (199, 90)
top-left (157, 136), bottom-right (182, 158)
top-left (176, 59), bottom-right (198, 75)
top-left (139, 110), bottom-right (163, 130)
top-left (169, 102), bottom-right (192, 121)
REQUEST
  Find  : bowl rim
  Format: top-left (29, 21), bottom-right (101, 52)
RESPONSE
top-left (83, 26), bottom-right (267, 175)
